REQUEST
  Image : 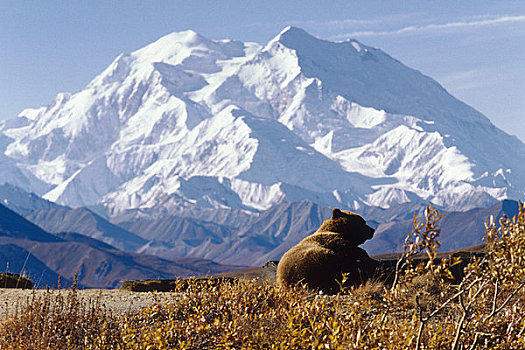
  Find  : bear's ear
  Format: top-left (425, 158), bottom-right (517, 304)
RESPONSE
top-left (332, 208), bottom-right (343, 219)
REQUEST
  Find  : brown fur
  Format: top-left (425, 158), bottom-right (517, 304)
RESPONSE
top-left (276, 208), bottom-right (377, 294)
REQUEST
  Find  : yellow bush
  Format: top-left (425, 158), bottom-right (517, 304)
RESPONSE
top-left (1, 203), bottom-right (525, 349)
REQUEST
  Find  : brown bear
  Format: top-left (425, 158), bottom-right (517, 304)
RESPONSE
top-left (276, 208), bottom-right (378, 294)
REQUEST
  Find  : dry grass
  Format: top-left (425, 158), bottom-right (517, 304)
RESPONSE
top-left (1, 203), bottom-right (524, 349)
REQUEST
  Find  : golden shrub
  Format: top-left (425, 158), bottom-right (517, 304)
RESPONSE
top-left (1, 203), bottom-right (524, 349)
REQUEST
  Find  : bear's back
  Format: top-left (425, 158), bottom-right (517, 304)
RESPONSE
top-left (276, 232), bottom-right (360, 293)
top-left (303, 231), bottom-right (355, 254)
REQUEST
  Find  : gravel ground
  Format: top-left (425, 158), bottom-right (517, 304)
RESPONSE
top-left (0, 288), bottom-right (175, 318)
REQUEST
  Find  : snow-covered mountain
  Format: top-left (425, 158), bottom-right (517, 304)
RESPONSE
top-left (1, 27), bottom-right (524, 217)
top-left (0, 183), bottom-right (63, 214)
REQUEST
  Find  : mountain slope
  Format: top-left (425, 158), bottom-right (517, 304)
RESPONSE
top-left (0, 203), bottom-right (245, 288)
top-left (24, 207), bottom-right (147, 251)
top-left (0, 203), bottom-right (61, 242)
top-left (0, 183), bottom-right (63, 214)
top-left (117, 199), bottom-right (519, 266)
top-left (0, 244), bottom-right (68, 288)
top-left (363, 199), bottom-right (520, 254)
top-left (230, 27), bottom-right (525, 210)
top-left (120, 200), bottom-right (332, 265)
top-left (1, 27), bottom-right (523, 217)
top-left (227, 201), bottom-right (332, 265)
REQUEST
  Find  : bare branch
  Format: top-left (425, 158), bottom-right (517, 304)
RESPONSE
top-left (452, 300), bottom-right (467, 350)
top-left (424, 278), bottom-right (482, 321)
top-left (468, 332), bottom-right (480, 350)
top-left (466, 279), bottom-right (490, 310)
top-left (490, 280), bottom-right (499, 316)
top-left (484, 280), bottom-right (525, 322)
top-left (415, 320), bottom-right (425, 350)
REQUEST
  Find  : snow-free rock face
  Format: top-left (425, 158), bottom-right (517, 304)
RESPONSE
top-left (1, 27), bottom-right (524, 216)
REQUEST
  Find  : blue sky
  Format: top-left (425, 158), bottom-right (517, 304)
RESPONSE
top-left (1, 1), bottom-right (524, 141)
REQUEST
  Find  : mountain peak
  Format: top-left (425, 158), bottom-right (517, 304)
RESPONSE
top-left (273, 26), bottom-right (365, 54)
top-left (1, 27), bottom-right (524, 216)
top-left (162, 29), bottom-right (204, 44)
top-left (132, 29), bottom-right (212, 63)
top-left (271, 26), bottom-right (323, 49)
top-left (153, 29), bottom-right (204, 43)
top-left (277, 26), bottom-right (311, 38)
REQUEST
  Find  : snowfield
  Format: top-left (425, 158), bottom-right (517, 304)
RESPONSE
top-left (1, 26), bottom-right (524, 217)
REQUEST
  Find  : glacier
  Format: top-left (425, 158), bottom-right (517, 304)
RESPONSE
top-left (1, 26), bottom-right (524, 217)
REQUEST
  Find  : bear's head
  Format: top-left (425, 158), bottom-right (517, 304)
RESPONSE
top-left (318, 208), bottom-right (375, 245)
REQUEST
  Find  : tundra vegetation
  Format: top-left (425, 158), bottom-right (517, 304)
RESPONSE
top-left (1, 204), bottom-right (525, 349)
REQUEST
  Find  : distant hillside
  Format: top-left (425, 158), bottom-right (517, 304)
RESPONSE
top-left (0, 244), bottom-right (69, 288)
top-left (25, 207), bottom-right (147, 252)
top-left (119, 201), bottom-right (331, 265)
top-left (0, 183), bottom-right (63, 214)
top-left (14, 194), bottom-right (523, 268)
top-left (0, 203), bottom-right (245, 288)
top-left (363, 199), bottom-right (520, 254)
top-left (119, 200), bottom-right (521, 266)
top-left (0, 203), bottom-right (60, 242)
